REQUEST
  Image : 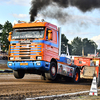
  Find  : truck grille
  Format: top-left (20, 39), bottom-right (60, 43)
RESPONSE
top-left (10, 41), bottom-right (42, 60)
top-left (19, 44), bottom-right (31, 59)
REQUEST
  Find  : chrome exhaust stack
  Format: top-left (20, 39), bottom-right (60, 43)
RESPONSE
top-left (58, 27), bottom-right (61, 57)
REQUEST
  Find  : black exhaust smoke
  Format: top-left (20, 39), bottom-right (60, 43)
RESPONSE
top-left (71, 0), bottom-right (100, 12)
top-left (30, 0), bottom-right (51, 21)
top-left (30, 0), bottom-right (100, 22)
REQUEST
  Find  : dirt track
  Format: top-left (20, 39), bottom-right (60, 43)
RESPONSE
top-left (0, 64), bottom-right (100, 100)
top-left (0, 73), bottom-right (98, 100)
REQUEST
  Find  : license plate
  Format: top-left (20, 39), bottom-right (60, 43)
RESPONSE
top-left (20, 63), bottom-right (28, 65)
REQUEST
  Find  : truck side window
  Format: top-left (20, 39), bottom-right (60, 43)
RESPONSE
top-left (46, 28), bottom-right (52, 40)
top-left (46, 29), bottom-right (48, 40)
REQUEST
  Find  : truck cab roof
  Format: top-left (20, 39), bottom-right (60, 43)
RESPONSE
top-left (13, 20), bottom-right (57, 31)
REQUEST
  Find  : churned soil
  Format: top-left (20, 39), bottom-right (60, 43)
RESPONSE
top-left (0, 73), bottom-right (98, 100)
top-left (0, 64), bottom-right (100, 100)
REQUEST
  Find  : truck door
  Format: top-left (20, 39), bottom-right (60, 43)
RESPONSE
top-left (43, 28), bottom-right (58, 62)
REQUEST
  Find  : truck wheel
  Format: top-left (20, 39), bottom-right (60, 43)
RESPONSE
top-left (45, 62), bottom-right (57, 80)
top-left (50, 62), bottom-right (57, 80)
top-left (13, 70), bottom-right (25, 79)
top-left (73, 68), bottom-right (80, 83)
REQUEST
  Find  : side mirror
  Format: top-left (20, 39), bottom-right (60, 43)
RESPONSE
top-left (8, 32), bottom-right (12, 42)
top-left (48, 30), bottom-right (52, 40)
top-left (9, 32), bottom-right (12, 35)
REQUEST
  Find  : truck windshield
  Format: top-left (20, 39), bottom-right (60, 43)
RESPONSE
top-left (12, 27), bottom-right (45, 39)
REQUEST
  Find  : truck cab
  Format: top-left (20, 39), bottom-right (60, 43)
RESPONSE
top-left (7, 20), bottom-right (59, 79)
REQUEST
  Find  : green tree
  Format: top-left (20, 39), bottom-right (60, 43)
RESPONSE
top-left (0, 21), bottom-right (13, 52)
top-left (0, 24), bottom-right (3, 51)
top-left (0, 24), bottom-right (2, 30)
top-left (71, 37), bottom-right (97, 56)
top-left (83, 38), bottom-right (97, 55)
top-left (71, 37), bottom-right (82, 55)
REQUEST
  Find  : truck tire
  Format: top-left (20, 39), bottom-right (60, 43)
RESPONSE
top-left (45, 62), bottom-right (57, 81)
top-left (73, 68), bottom-right (80, 83)
top-left (13, 70), bottom-right (25, 79)
top-left (50, 62), bottom-right (57, 80)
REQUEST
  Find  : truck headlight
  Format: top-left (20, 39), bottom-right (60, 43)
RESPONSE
top-left (36, 56), bottom-right (42, 60)
top-left (10, 57), bottom-right (13, 60)
top-left (9, 63), bottom-right (12, 66)
top-left (36, 62), bottom-right (41, 65)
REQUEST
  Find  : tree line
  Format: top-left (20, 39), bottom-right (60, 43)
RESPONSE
top-left (61, 34), bottom-right (99, 56)
top-left (0, 21), bottom-right (13, 52)
top-left (0, 21), bottom-right (99, 56)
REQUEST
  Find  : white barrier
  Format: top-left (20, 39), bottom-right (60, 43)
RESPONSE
top-left (89, 76), bottom-right (98, 96)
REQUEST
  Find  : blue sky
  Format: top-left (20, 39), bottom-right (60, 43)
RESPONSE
top-left (0, 0), bottom-right (100, 49)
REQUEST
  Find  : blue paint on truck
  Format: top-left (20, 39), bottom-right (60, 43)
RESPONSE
top-left (7, 61), bottom-right (50, 71)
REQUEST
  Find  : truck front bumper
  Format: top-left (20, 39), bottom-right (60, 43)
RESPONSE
top-left (7, 61), bottom-right (50, 71)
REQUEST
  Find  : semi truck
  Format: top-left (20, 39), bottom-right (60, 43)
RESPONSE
top-left (7, 20), bottom-right (80, 82)
top-left (74, 56), bottom-right (100, 86)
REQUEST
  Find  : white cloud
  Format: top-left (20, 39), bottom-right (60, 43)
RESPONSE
top-left (91, 35), bottom-right (100, 49)
top-left (1, 0), bottom-right (31, 6)
top-left (12, 20), bottom-right (18, 26)
top-left (12, 14), bottom-right (29, 19)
